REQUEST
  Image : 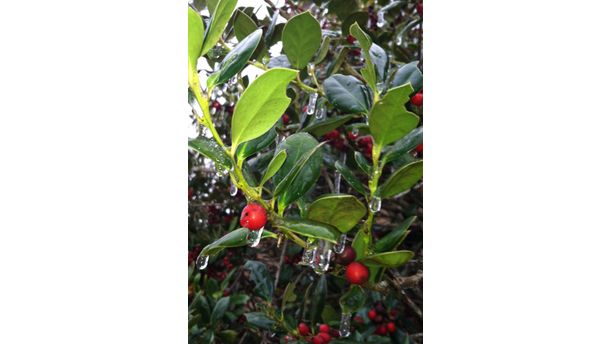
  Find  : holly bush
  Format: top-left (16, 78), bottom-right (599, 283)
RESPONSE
top-left (188, 0), bottom-right (423, 343)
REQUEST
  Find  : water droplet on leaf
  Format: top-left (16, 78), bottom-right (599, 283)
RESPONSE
top-left (196, 255), bottom-right (209, 270)
top-left (247, 227), bottom-right (264, 247)
top-left (370, 196), bottom-right (382, 212)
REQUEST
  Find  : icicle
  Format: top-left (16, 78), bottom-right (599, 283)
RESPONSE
top-left (196, 255), bottom-right (209, 270)
top-left (229, 181), bottom-right (238, 196)
top-left (370, 196), bottom-right (382, 212)
top-left (315, 102), bottom-right (326, 119)
top-left (313, 240), bottom-right (332, 274)
top-left (247, 227), bottom-right (264, 247)
top-left (299, 239), bottom-right (317, 266)
top-left (333, 234), bottom-right (347, 254)
top-left (307, 92), bottom-right (318, 115)
top-left (376, 11), bottom-right (385, 28)
top-left (395, 35), bottom-right (403, 46)
top-left (339, 312), bottom-right (352, 337)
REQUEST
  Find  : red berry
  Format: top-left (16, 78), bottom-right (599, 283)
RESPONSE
top-left (347, 35), bottom-right (356, 44)
top-left (386, 322), bottom-right (396, 333)
top-left (324, 129), bottom-right (340, 140)
top-left (368, 309), bottom-right (377, 321)
top-left (312, 335), bottom-right (325, 344)
top-left (333, 139), bottom-right (346, 151)
top-left (240, 203), bottom-right (267, 230)
top-left (347, 131), bottom-right (359, 141)
top-left (223, 289), bottom-right (230, 297)
top-left (415, 143), bottom-right (423, 153)
top-left (417, 2), bottom-right (423, 16)
top-left (411, 92), bottom-right (423, 106)
top-left (353, 315), bottom-right (364, 324)
top-left (346, 262), bottom-right (369, 285)
top-left (319, 332), bottom-right (331, 343)
top-left (335, 246), bottom-right (356, 266)
top-left (188, 187), bottom-right (193, 199)
top-left (211, 100), bottom-right (221, 110)
top-left (359, 136), bottom-right (373, 146)
top-left (282, 114), bottom-right (290, 125)
top-left (319, 324), bottom-right (330, 333)
top-left (375, 324), bottom-right (388, 335)
top-left (298, 322), bottom-right (311, 336)
top-left (350, 48), bottom-right (361, 57)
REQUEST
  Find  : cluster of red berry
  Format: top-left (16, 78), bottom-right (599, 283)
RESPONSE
top-left (210, 100), bottom-right (235, 116)
top-left (295, 322), bottom-right (337, 344)
top-left (207, 205), bottom-right (233, 225)
top-left (335, 246), bottom-right (370, 285)
top-left (367, 302), bottom-right (397, 336)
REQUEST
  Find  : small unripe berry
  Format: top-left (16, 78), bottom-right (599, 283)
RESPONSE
top-left (411, 92), bottom-right (423, 106)
top-left (240, 203), bottom-right (267, 230)
top-left (319, 324), bottom-right (330, 333)
top-left (386, 322), bottom-right (396, 333)
top-left (335, 246), bottom-right (356, 266)
top-left (298, 322), bottom-right (311, 336)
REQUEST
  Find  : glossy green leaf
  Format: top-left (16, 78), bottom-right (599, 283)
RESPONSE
top-left (382, 126), bottom-right (422, 164)
top-left (282, 11), bottom-right (322, 69)
top-left (244, 312), bottom-right (275, 329)
top-left (188, 7), bottom-right (205, 68)
top-left (200, 228), bottom-right (277, 257)
top-left (244, 260), bottom-right (273, 301)
top-left (351, 227), bottom-right (368, 260)
top-left (273, 134), bottom-right (324, 209)
top-left (210, 296), bottom-right (230, 327)
top-left (341, 12), bottom-right (368, 35)
top-left (323, 74), bottom-right (372, 114)
top-left (281, 282), bottom-right (296, 313)
top-left (340, 285), bottom-right (366, 313)
top-left (233, 9), bottom-right (257, 41)
top-left (260, 149), bottom-right (286, 186)
top-left (360, 250), bottom-right (414, 268)
top-left (313, 35), bottom-right (331, 64)
top-left (391, 61), bottom-right (423, 93)
top-left (188, 137), bottom-right (232, 170)
top-left (201, 0), bottom-right (238, 55)
top-left (328, 0), bottom-right (360, 20)
top-left (303, 114), bottom-right (353, 137)
top-left (310, 275), bottom-right (327, 325)
top-left (349, 23), bottom-right (377, 92)
top-left (370, 43), bottom-right (389, 83)
top-left (218, 330), bottom-right (238, 343)
top-left (375, 216), bottom-right (416, 252)
top-left (354, 151), bottom-right (372, 175)
top-left (230, 68), bottom-right (298, 155)
top-left (379, 160), bottom-right (423, 198)
top-left (334, 161), bottom-right (367, 195)
top-left (369, 84), bottom-right (420, 147)
top-left (208, 29), bottom-right (262, 88)
top-left (307, 194), bottom-right (367, 233)
top-left (235, 126), bottom-right (276, 162)
top-left (275, 218), bottom-right (341, 243)
top-left (208, 0), bottom-right (219, 15)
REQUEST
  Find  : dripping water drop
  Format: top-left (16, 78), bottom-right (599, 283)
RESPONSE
top-left (247, 227), bottom-right (264, 247)
top-left (196, 255), bottom-right (209, 270)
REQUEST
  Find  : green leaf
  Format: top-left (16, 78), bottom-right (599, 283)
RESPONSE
top-left (351, 228), bottom-right (368, 260)
top-left (188, 137), bottom-right (232, 171)
top-left (281, 282), bottom-right (297, 313)
top-left (273, 134), bottom-right (324, 209)
top-left (188, 7), bottom-right (205, 68)
top-left (302, 114), bottom-right (353, 137)
top-left (200, 228), bottom-right (277, 257)
top-left (313, 35), bottom-right (331, 64)
top-left (218, 330), bottom-right (238, 343)
top-left (307, 194), bottom-right (367, 233)
top-left (230, 68), bottom-right (298, 155)
top-left (208, 29), bottom-right (262, 88)
top-left (341, 12), bottom-right (369, 36)
top-left (323, 74), bottom-right (372, 114)
top-left (207, 0), bottom-right (219, 15)
top-left (235, 126), bottom-right (276, 161)
top-left (369, 84), bottom-right (420, 147)
top-left (334, 161), bottom-right (367, 195)
top-left (210, 296), bottom-right (230, 327)
top-left (382, 126), bottom-right (422, 164)
top-left (379, 160), bottom-right (423, 198)
top-left (349, 23), bottom-right (377, 92)
top-left (340, 285), bottom-right (366, 313)
top-left (354, 151), bottom-right (372, 175)
top-left (282, 11), bottom-right (322, 69)
top-left (233, 9), bottom-right (257, 41)
top-left (310, 275), bottom-right (327, 325)
top-left (201, 0), bottom-right (238, 55)
top-left (370, 43), bottom-right (389, 83)
top-left (244, 312), bottom-right (275, 329)
top-left (275, 218), bottom-right (341, 243)
top-left (360, 250), bottom-right (414, 268)
top-left (244, 260), bottom-right (273, 301)
top-left (375, 216), bottom-right (416, 252)
top-left (260, 149), bottom-right (287, 186)
top-left (391, 61), bottom-right (423, 93)
top-left (328, 0), bottom-right (360, 20)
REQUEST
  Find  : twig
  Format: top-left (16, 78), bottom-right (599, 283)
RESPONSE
top-left (274, 239), bottom-right (288, 290)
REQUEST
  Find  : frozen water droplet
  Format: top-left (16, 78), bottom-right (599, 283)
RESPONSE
top-left (307, 93), bottom-right (318, 115)
top-left (339, 312), bottom-right (352, 337)
top-left (351, 127), bottom-right (359, 136)
top-left (299, 240), bottom-right (318, 266)
top-left (313, 240), bottom-right (332, 274)
top-left (395, 35), bottom-right (403, 46)
top-left (315, 106), bottom-right (325, 119)
top-left (307, 62), bottom-right (316, 76)
top-left (377, 11), bottom-right (385, 28)
top-left (247, 227), bottom-right (264, 247)
top-left (196, 255), bottom-right (209, 270)
top-left (334, 171), bottom-right (341, 193)
top-left (333, 234), bottom-right (347, 254)
top-left (370, 196), bottom-right (382, 212)
top-left (229, 182), bottom-right (238, 196)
